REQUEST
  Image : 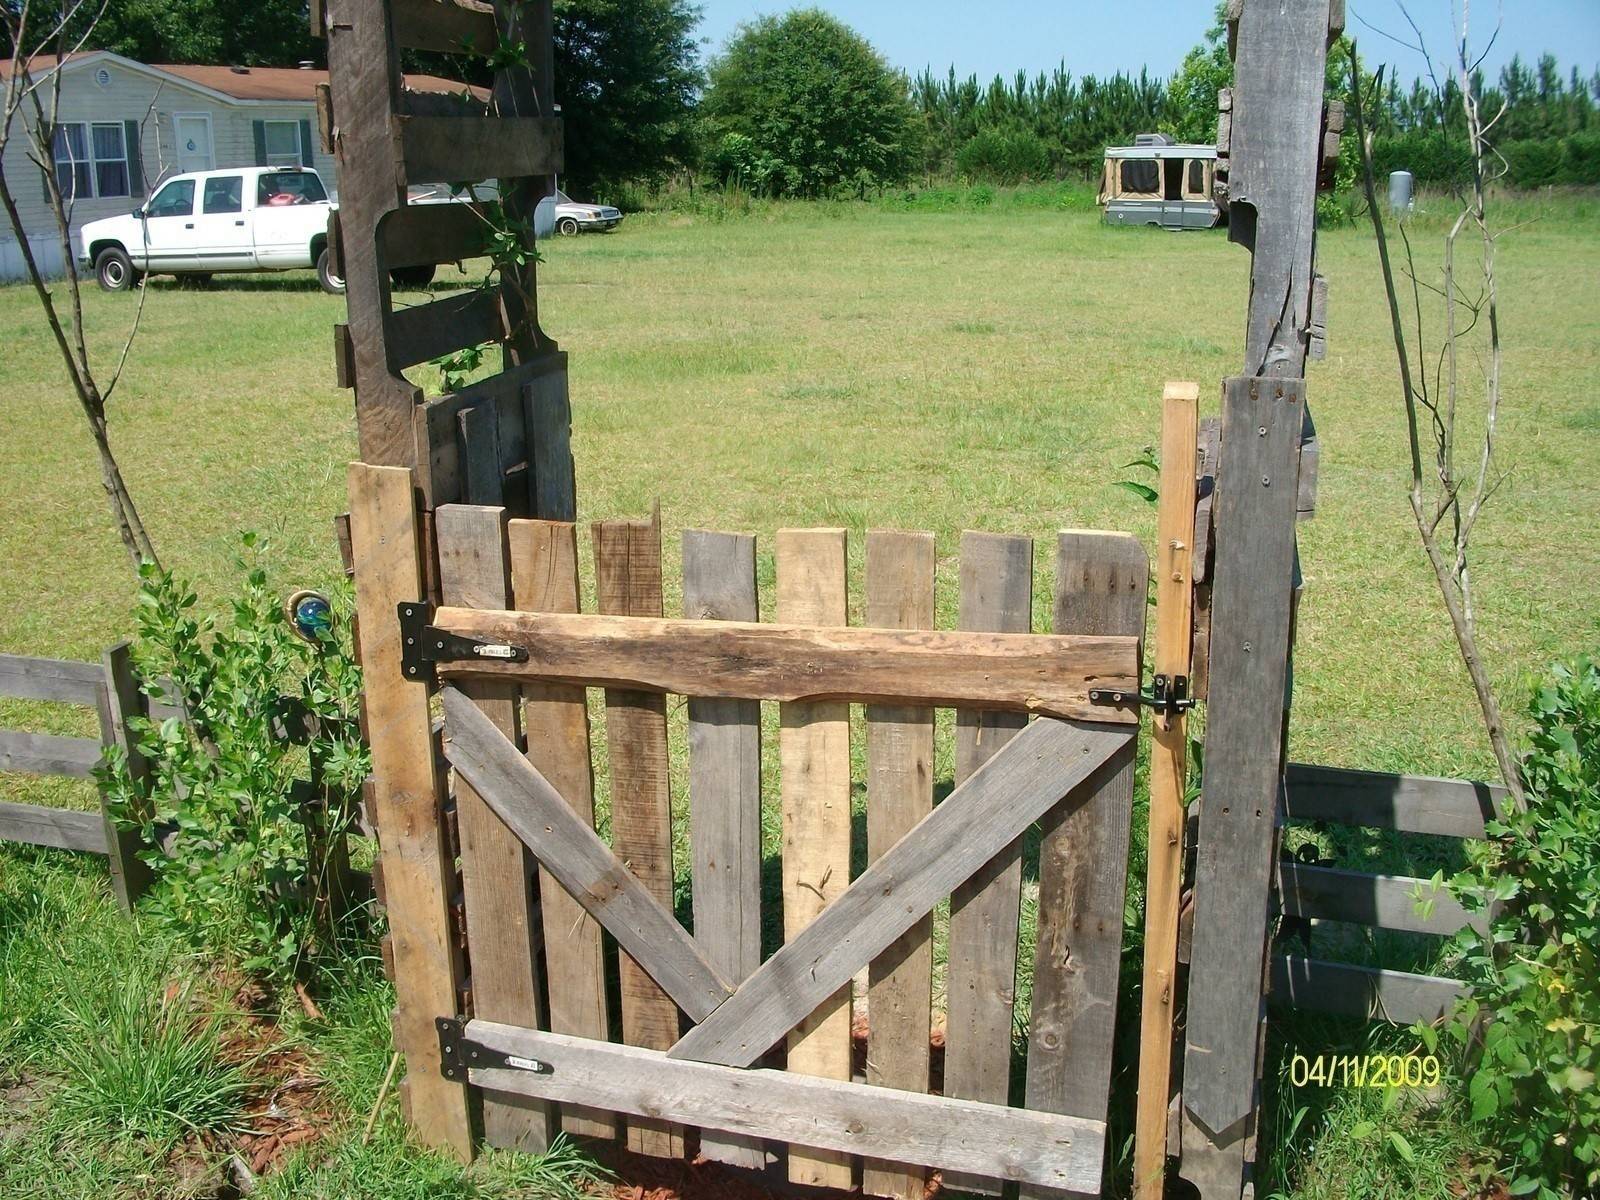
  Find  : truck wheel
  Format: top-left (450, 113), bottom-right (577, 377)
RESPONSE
top-left (556, 216), bottom-right (580, 237)
top-left (317, 247), bottom-right (345, 295)
top-left (95, 247), bottom-right (135, 292)
top-left (389, 264), bottom-right (436, 290)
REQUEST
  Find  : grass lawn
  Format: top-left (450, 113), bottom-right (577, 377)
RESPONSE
top-left (1, 186), bottom-right (1596, 1197)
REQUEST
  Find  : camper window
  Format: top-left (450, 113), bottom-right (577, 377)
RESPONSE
top-left (1120, 159), bottom-right (1159, 195)
top-left (1188, 159), bottom-right (1206, 195)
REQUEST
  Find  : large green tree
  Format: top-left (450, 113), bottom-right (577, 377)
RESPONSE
top-left (702, 9), bottom-right (920, 197)
top-left (82, 0), bottom-right (318, 68)
top-left (553, 0), bottom-right (701, 195)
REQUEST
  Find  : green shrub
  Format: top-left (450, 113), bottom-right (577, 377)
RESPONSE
top-left (954, 127), bottom-right (1053, 184)
top-left (102, 536), bottom-right (368, 985)
top-left (1437, 655), bottom-right (1600, 1199)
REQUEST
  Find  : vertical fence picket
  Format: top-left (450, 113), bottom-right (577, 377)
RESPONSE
top-left (682, 529), bottom-right (768, 1171)
top-left (776, 527), bottom-right (854, 1190)
top-left (1022, 530), bottom-right (1148, 1200)
top-left (346, 462), bottom-right (473, 1159)
top-left (862, 530), bottom-right (937, 1200)
top-left (436, 503), bottom-right (553, 1151)
top-left (593, 515), bottom-right (684, 1159)
top-left (942, 532), bottom-right (1033, 1194)
top-left (509, 518), bottom-right (616, 1141)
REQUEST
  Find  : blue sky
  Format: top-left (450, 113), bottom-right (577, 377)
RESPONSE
top-left (692, 1), bottom-right (1600, 86)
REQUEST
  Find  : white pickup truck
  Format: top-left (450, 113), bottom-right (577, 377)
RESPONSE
top-left (78, 166), bottom-right (436, 295)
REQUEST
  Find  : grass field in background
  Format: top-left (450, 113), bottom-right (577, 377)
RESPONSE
top-left (1, 186), bottom-right (1597, 1197)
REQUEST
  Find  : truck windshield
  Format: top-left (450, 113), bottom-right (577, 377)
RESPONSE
top-left (257, 171), bottom-right (327, 207)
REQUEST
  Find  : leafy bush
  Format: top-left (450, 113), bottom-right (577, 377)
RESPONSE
top-left (102, 537), bottom-right (368, 984)
top-left (954, 127), bottom-right (1052, 184)
top-left (1437, 656), bottom-right (1600, 1199)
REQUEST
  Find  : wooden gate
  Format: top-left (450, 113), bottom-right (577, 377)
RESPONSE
top-left (346, 468), bottom-right (1152, 1196)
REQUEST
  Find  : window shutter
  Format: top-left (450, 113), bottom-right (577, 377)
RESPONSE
top-left (252, 120), bottom-right (268, 167)
top-left (124, 119), bottom-right (145, 198)
top-left (299, 119), bottom-right (315, 167)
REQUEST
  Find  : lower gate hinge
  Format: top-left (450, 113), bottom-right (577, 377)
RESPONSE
top-left (436, 1016), bottom-right (553, 1081)
top-left (399, 601), bottom-right (529, 684)
top-left (1089, 673), bottom-right (1198, 718)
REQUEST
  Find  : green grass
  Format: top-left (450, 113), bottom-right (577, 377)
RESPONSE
top-left (2, 189), bottom-right (1598, 1197)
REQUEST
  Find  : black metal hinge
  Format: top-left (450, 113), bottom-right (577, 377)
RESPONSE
top-left (1089, 674), bottom-right (1198, 718)
top-left (436, 1016), bottom-right (553, 1081)
top-left (399, 601), bottom-right (529, 684)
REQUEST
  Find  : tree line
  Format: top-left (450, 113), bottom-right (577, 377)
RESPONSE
top-left (34, 0), bottom-right (1600, 196)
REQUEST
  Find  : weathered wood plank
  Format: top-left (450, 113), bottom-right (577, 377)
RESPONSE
top-left (379, 201), bottom-right (491, 271)
top-left (399, 115), bottom-right (562, 184)
top-left (99, 641), bottom-right (154, 910)
top-left (461, 1022), bottom-right (1108, 1194)
top-left (0, 654), bottom-right (103, 705)
top-left (592, 516), bottom-right (685, 1159)
top-left (0, 730), bottom-right (102, 777)
top-left (325, 0), bottom-right (424, 466)
top-left (1023, 530), bottom-right (1147, 1200)
top-left (863, 530), bottom-right (936, 1200)
top-left (346, 462), bottom-right (472, 1158)
top-left (508, 519), bottom-right (614, 1141)
top-left (456, 405), bottom-right (502, 507)
top-left (1134, 384), bottom-right (1199, 1200)
top-left (1182, 377), bottom-right (1306, 1151)
top-left (670, 718), bottom-right (1137, 1070)
top-left (1277, 862), bottom-right (1487, 937)
top-left (526, 366), bottom-right (575, 522)
top-left (1283, 763), bottom-right (1507, 839)
top-left (775, 527), bottom-right (854, 1190)
top-left (430, 608), bottom-right (1138, 721)
top-left (682, 529), bottom-right (767, 1171)
top-left (390, 0), bottom-right (496, 55)
top-left (942, 530), bottom-right (1032, 1197)
top-left (440, 688), bottom-right (733, 1021)
top-left (387, 289), bottom-right (505, 373)
top-left (436, 504), bottom-right (552, 1151)
top-left (416, 353), bottom-right (560, 509)
top-left (0, 800), bottom-right (108, 853)
top-left (1270, 956), bottom-right (1468, 1026)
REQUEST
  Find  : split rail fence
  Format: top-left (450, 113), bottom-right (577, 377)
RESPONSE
top-left (0, 645), bottom-right (166, 909)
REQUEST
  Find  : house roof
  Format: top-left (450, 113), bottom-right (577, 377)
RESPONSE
top-left (1, 51), bottom-right (482, 104)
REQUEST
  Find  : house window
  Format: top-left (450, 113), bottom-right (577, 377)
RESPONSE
top-left (262, 120), bottom-right (302, 168)
top-left (52, 121), bottom-right (131, 199)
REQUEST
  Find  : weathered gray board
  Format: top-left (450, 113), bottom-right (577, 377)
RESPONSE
top-left (1181, 377), bottom-right (1306, 1175)
top-left (0, 800), bottom-right (108, 853)
top-left (1270, 955), bottom-right (1468, 1025)
top-left (454, 1022), bottom-right (1109, 1194)
top-left (1276, 861), bottom-right (1487, 938)
top-left (1284, 763), bottom-right (1507, 838)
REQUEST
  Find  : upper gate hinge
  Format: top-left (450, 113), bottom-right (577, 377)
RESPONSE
top-left (399, 601), bottom-right (529, 684)
top-left (1089, 673), bottom-right (1198, 718)
top-left (436, 1016), bottom-right (553, 1081)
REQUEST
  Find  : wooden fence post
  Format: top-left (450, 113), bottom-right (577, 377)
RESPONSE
top-left (347, 462), bottom-right (474, 1159)
top-left (98, 641), bottom-right (153, 912)
top-left (1133, 384), bottom-right (1199, 1200)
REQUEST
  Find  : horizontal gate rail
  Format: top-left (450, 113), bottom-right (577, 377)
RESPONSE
top-left (0, 799), bottom-right (108, 853)
top-left (1277, 861), bottom-right (1488, 937)
top-left (425, 606), bottom-right (1140, 721)
top-left (447, 1022), bottom-right (1109, 1194)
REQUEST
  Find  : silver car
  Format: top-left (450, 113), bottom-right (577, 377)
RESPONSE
top-left (546, 189), bottom-right (623, 235)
